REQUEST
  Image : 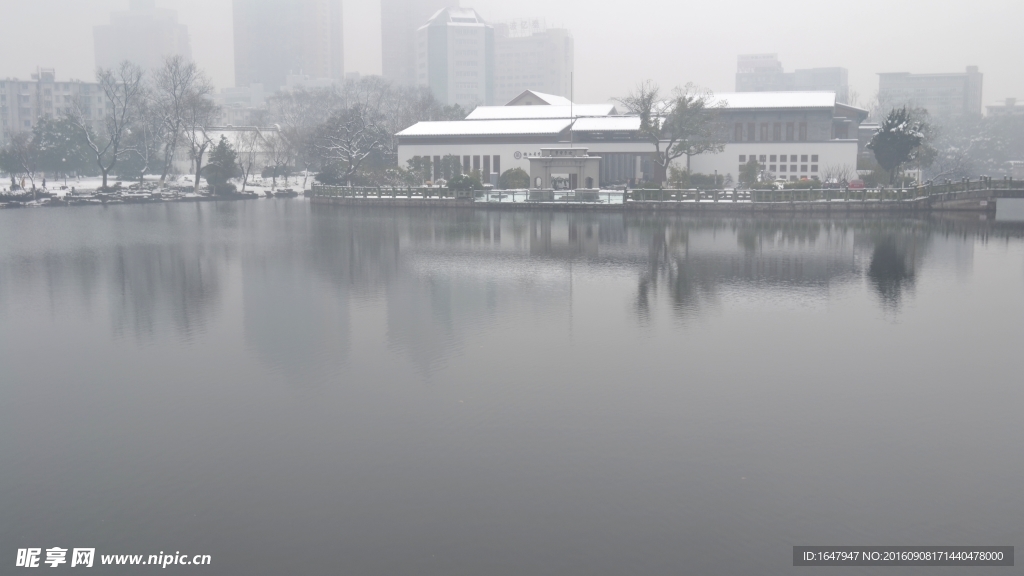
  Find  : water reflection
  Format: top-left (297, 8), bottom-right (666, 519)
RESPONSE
top-left (2, 206), bottom-right (1023, 370)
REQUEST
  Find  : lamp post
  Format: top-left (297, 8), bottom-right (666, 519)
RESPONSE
top-left (62, 158), bottom-right (67, 188)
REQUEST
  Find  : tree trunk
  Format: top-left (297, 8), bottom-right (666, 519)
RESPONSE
top-left (193, 156), bottom-right (204, 194)
top-left (653, 161), bottom-right (668, 185)
top-left (101, 169), bottom-right (108, 190)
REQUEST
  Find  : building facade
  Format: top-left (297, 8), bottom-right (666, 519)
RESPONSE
top-left (878, 66), bottom-right (983, 117)
top-left (381, 0), bottom-right (461, 86)
top-left (493, 20), bottom-right (573, 106)
top-left (396, 90), bottom-right (866, 187)
top-left (94, 0), bottom-right (192, 72)
top-left (415, 8), bottom-right (494, 108)
top-left (233, 0), bottom-right (344, 91)
top-left (736, 54), bottom-right (849, 104)
top-left (986, 98), bottom-right (1023, 117)
top-left (704, 92), bottom-right (867, 181)
top-left (0, 69), bottom-right (105, 143)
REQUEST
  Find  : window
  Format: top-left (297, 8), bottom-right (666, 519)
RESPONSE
top-left (791, 165), bottom-right (797, 172)
top-left (811, 155), bottom-right (818, 162)
top-left (739, 155), bottom-right (746, 163)
top-left (473, 156), bottom-right (480, 172)
top-left (770, 155), bottom-right (776, 162)
top-left (779, 165), bottom-right (787, 172)
top-left (463, 156), bottom-right (471, 173)
top-left (791, 155), bottom-right (798, 162)
top-left (759, 155), bottom-right (766, 163)
top-left (770, 165), bottom-right (777, 171)
top-left (773, 123), bottom-right (781, 141)
top-left (798, 122), bottom-right (807, 141)
top-left (493, 155), bottom-right (500, 175)
top-left (748, 123), bottom-right (755, 141)
top-left (760, 123), bottom-right (768, 141)
top-left (786, 123), bottom-right (795, 141)
top-left (734, 123), bottom-right (743, 142)
top-left (801, 155), bottom-right (808, 162)
top-left (801, 165), bottom-right (807, 172)
top-left (483, 155), bottom-right (490, 176)
top-left (811, 165), bottom-right (818, 172)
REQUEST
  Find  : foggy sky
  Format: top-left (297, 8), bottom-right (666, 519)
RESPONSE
top-left (1, 0), bottom-right (1021, 107)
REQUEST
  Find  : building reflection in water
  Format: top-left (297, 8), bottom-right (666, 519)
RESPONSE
top-left (4, 204), bottom-right (1022, 377)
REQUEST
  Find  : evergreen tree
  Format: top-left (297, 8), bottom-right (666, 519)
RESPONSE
top-left (869, 107), bottom-right (928, 184)
top-left (203, 136), bottom-right (239, 194)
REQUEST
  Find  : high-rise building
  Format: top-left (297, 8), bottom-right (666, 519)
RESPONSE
top-left (415, 8), bottom-right (493, 108)
top-left (493, 19), bottom-right (573, 106)
top-left (736, 54), bottom-right (849, 103)
top-left (233, 0), bottom-right (344, 91)
top-left (94, 0), bottom-right (192, 72)
top-left (381, 0), bottom-right (460, 86)
top-left (0, 69), bottom-right (104, 143)
top-left (878, 66), bottom-right (983, 117)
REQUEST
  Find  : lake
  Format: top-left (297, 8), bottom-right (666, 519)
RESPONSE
top-left (2, 201), bottom-right (1022, 575)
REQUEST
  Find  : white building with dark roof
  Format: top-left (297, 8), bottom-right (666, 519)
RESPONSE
top-left (396, 90), bottom-right (867, 187)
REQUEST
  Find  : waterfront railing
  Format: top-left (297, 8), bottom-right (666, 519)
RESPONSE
top-left (311, 177), bottom-right (1020, 205)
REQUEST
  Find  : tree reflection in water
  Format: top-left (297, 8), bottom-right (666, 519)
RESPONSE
top-left (867, 236), bottom-right (917, 312)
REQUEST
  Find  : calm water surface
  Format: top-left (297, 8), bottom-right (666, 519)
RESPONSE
top-left (2, 201), bottom-right (1023, 575)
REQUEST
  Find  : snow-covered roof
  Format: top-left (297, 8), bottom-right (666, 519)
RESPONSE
top-left (571, 116), bottom-right (642, 131)
top-left (711, 91), bottom-right (838, 109)
top-left (505, 90), bottom-right (573, 106)
top-left (465, 104), bottom-right (617, 120)
top-left (397, 119), bottom-right (572, 137)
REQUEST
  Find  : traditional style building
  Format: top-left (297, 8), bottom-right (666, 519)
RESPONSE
top-left (396, 90), bottom-right (867, 187)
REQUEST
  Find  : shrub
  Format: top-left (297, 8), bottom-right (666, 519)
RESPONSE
top-left (498, 168), bottom-right (530, 189)
top-left (447, 173), bottom-right (482, 192)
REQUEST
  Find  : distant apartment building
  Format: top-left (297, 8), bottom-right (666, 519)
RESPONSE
top-left (415, 7), bottom-right (494, 108)
top-left (0, 69), bottom-right (106, 143)
top-left (735, 54), bottom-right (849, 103)
top-left (492, 19), bottom-right (573, 106)
top-left (233, 0), bottom-right (344, 91)
top-left (94, 0), bottom-right (192, 72)
top-left (986, 98), bottom-right (1023, 117)
top-left (381, 0), bottom-right (461, 86)
top-left (877, 66), bottom-right (983, 117)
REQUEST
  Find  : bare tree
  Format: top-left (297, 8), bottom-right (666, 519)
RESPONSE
top-left (313, 81), bottom-right (391, 187)
top-left (266, 88), bottom-right (339, 189)
top-left (233, 128), bottom-right (264, 193)
top-left (152, 56), bottom-right (215, 184)
top-left (0, 131), bottom-right (40, 189)
top-left (617, 82), bottom-right (727, 182)
top-left (262, 129), bottom-right (292, 189)
top-left (180, 92), bottom-right (220, 194)
top-left (820, 164), bottom-right (854, 186)
top-left (70, 61), bottom-right (146, 189)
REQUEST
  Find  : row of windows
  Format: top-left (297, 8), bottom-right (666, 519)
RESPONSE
top-left (455, 71), bottom-right (478, 77)
top-left (741, 154), bottom-right (818, 163)
top-left (740, 164), bottom-right (819, 174)
top-left (455, 61), bottom-right (478, 67)
top-left (734, 122), bottom-right (809, 142)
top-left (413, 155), bottom-right (501, 181)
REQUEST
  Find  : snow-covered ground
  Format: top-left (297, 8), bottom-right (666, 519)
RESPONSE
top-left (2, 173), bottom-right (314, 195)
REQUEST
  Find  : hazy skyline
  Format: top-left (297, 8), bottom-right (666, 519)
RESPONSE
top-left (0, 0), bottom-right (1021, 107)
